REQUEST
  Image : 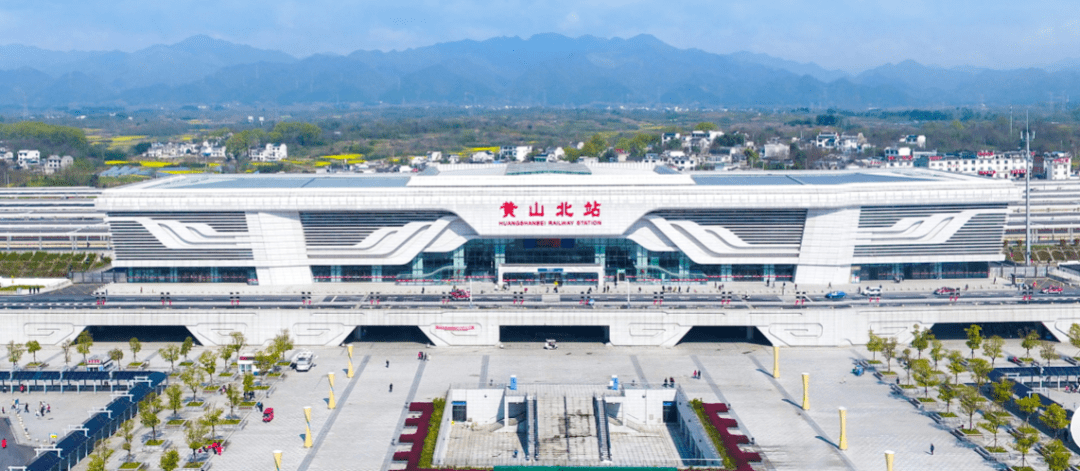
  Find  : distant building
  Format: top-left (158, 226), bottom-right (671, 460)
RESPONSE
top-left (663, 150), bottom-right (696, 170)
top-left (16, 150), bottom-right (40, 166)
top-left (470, 151), bottom-right (495, 163)
top-left (249, 143), bottom-right (288, 162)
top-left (919, 151), bottom-right (1029, 179)
top-left (44, 155), bottom-right (74, 174)
top-left (499, 146), bottom-right (533, 162)
top-left (1035, 152), bottom-right (1073, 181)
top-left (428, 151), bottom-right (442, 162)
top-left (200, 141), bottom-right (226, 159)
top-left (763, 142), bottom-right (790, 160)
top-left (900, 135), bottom-right (926, 149)
top-left (147, 142), bottom-right (198, 159)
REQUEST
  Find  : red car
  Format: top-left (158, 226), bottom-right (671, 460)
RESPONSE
top-left (934, 287), bottom-right (958, 296)
top-left (449, 289), bottom-right (470, 299)
top-left (1041, 285), bottom-right (1064, 294)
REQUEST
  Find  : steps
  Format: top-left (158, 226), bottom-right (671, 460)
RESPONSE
top-left (594, 396), bottom-right (612, 462)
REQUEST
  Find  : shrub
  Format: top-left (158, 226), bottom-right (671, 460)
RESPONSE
top-left (418, 398), bottom-right (445, 468)
top-left (689, 399), bottom-right (738, 469)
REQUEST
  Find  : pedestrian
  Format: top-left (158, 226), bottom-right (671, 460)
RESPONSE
top-left (24, 403), bottom-right (29, 413)
top-left (2, 438), bottom-right (6, 448)
top-left (663, 378), bottom-right (669, 387)
top-left (418, 351), bottom-right (422, 360)
top-left (46, 404), bottom-right (50, 414)
top-left (930, 443), bottom-right (935, 455)
top-left (389, 383), bottom-right (393, 393)
top-left (386, 360), bottom-right (390, 368)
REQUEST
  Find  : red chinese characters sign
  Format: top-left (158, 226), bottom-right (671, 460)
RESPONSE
top-left (498, 200), bottom-right (603, 226)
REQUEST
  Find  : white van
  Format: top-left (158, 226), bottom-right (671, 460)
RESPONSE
top-left (862, 286), bottom-right (882, 296)
top-left (85, 355), bottom-right (117, 372)
top-left (291, 351), bottom-right (315, 372)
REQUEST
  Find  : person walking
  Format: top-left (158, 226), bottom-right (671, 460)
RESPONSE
top-left (389, 383), bottom-right (393, 393)
top-left (930, 443), bottom-right (935, 455)
top-left (2, 438), bottom-right (6, 448)
top-left (386, 360), bottom-right (390, 368)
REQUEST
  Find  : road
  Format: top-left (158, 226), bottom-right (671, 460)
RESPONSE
top-left (0, 285), bottom-right (1077, 311)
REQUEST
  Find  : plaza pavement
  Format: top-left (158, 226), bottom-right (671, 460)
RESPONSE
top-left (8, 338), bottom-right (1052, 471)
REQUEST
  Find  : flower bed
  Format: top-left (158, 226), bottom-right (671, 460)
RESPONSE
top-left (692, 399), bottom-right (762, 470)
top-left (119, 462), bottom-right (145, 469)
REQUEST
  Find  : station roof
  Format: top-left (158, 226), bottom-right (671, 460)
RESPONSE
top-left (108, 164), bottom-right (1000, 193)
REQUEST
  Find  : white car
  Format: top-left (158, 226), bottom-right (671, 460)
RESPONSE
top-left (291, 351), bottom-right (315, 372)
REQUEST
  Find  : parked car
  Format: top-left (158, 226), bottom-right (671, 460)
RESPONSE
top-left (934, 287), bottom-right (959, 296)
top-left (1041, 285), bottom-right (1064, 294)
top-left (291, 351), bottom-right (315, 372)
top-left (825, 291), bottom-right (846, 300)
top-left (450, 289), bottom-right (470, 299)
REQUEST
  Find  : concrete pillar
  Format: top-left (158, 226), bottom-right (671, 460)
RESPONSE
top-left (273, 450), bottom-right (282, 471)
top-left (453, 246), bottom-right (466, 278)
top-left (328, 372), bottom-right (336, 409)
top-left (721, 264), bottom-right (732, 283)
top-left (801, 372), bottom-right (810, 410)
top-left (772, 346), bottom-right (780, 379)
top-left (933, 262), bottom-right (943, 280)
top-left (885, 450), bottom-right (894, 471)
top-left (346, 345), bottom-right (354, 378)
top-left (372, 265), bottom-right (383, 283)
top-left (331, 265), bottom-right (342, 282)
top-left (678, 253), bottom-right (690, 281)
top-left (303, 406), bottom-right (313, 448)
top-left (838, 407), bottom-right (847, 450)
top-left (764, 264), bottom-right (775, 283)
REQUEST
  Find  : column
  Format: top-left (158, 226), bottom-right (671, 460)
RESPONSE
top-left (721, 264), bottom-right (732, 283)
top-left (764, 264), bottom-right (775, 283)
top-left (169, 267), bottom-right (178, 283)
top-left (210, 267), bottom-right (220, 283)
top-left (933, 262), bottom-right (943, 280)
top-left (372, 265), bottom-right (383, 283)
top-left (678, 253), bottom-right (690, 281)
top-left (892, 263), bottom-right (903, 280)
top-left (331, 265), bottom-right (342, 282)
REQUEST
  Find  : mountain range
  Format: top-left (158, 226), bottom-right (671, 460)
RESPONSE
top-left (0, 33), bottom-right (1078, 109)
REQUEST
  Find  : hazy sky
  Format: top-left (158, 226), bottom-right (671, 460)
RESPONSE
top-left (2, 0), bottom-right (1078, 72)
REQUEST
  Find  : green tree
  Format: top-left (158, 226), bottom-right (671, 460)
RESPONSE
top-left (180, 366), bottom-right (206, 402)
top-left (140, 392), bottom-right (163, 439)
top-left (1041, 439), bottom-right (1072, 471)
top-left (160, 344), bottom-right (180, 371)
top-left (694, 122), bottom-right (718, 131)
top-left (199, 350), bottom-right (218, 386)
top-left (132, 141), bottom-right (151, 155)
top-left (1069, 323), bottom-right (1080, 357)
top-left (910, 324), bottom-right (930, 359)
top-left (243, 373), bottom-right (255, 396)
top-left (1021, 329), bottom-right (1040, 358)
top-left (85, 438), bottom-right (114, 471)
top-left (900, 348), bottom-right (914, 385)
top-left (180, 337), bottom-right (194, 361)
top-left (118, 418), bottom-right (135, 462)
top-left (947, 350), bottom-right (966, 383)
top-left (184, 421), bottom-right (209, 461)
top-left (929, 339), bottom-right (946, 369)
top-left (1041, 340), bottom-right (1059, 366)
top-left (964, 324), bottom-right (983, 359)
top-left (25, 340), bottom-right (41, 364)
top-left (980, 412), bottom-right (1009, 448)
top-left (957, 384), bottom-right (985, 430)
top-left (1041, 403), bottom-right (1070, 439)
top-left (882, 337), bottom-right (898, 373)
top-left (912, 359), bottom-right (940, 397)
top-left (129, 337), bottom-right (142, 363)
top-left (580, 134), bottom-right (607, 157)
top-left (253, 349), bottom-right (276, 375)
top-left (982, 335), bottom-right (1004, 367)
top-left (201, 407), bottom-right (224, 440)
top-left (1012, 425), bottom-right (1039, 467)
top-left (938, 380), bottom-right (958, 414)
top-left (990, 377), bottom-right (1015, 409)
top-left (165, 384), bottom-right (184, 417)
top-left (968, 358), bottom-right (992, 390)
top-left (108, 347), bottom-right (124, 364)
top-left (76, 330), bottom-right (94, 364)
top-left (1016, 394), bottom-right (1043, 425)
top-left (268, 121), bottom-right (322, 146)
top-left (6, 341), bottom-right (24, 369)
top-left (218, 345), bottom-right (233, 374)
top-left (160, 448), bottom-right (181, 471)
top-left (271, 329), bottom-right (294, 362)
top-left (225, 384), bottom-right (244, 418)
top-left (225, 129), bottom-right (268, 157)
top-left (866, 329), bottom-right (883, 361)
top-left (227, 331), bottom-right (246, 371)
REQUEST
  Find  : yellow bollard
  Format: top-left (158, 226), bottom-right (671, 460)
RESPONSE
top-left (273, 450), bottom-right (282, 471)
top-left (838, 407), bottom-right (847, 450)
top-left (347, 345), bottom-right (354, 378)
top-left (328, 372), bottom-right (336, 409)
top-left (303, 406), bottom-right (313, 448)
top-left (772, 346), bottom-right (780, 379)
top-left (885, 450), bottom-right (894, 471)
top-left (801, 372), bottom-right (810, 410)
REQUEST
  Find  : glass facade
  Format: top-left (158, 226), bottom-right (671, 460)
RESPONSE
top-left (127, 267), bottom-right (257, 283)
top-left (312, 238), bottom-right (796, 285)
top-left (857, 262), bottom-right (989, 281)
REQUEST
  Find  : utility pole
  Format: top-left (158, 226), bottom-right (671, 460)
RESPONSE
top-left (1023, 112), bottom-right (1034, 267)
